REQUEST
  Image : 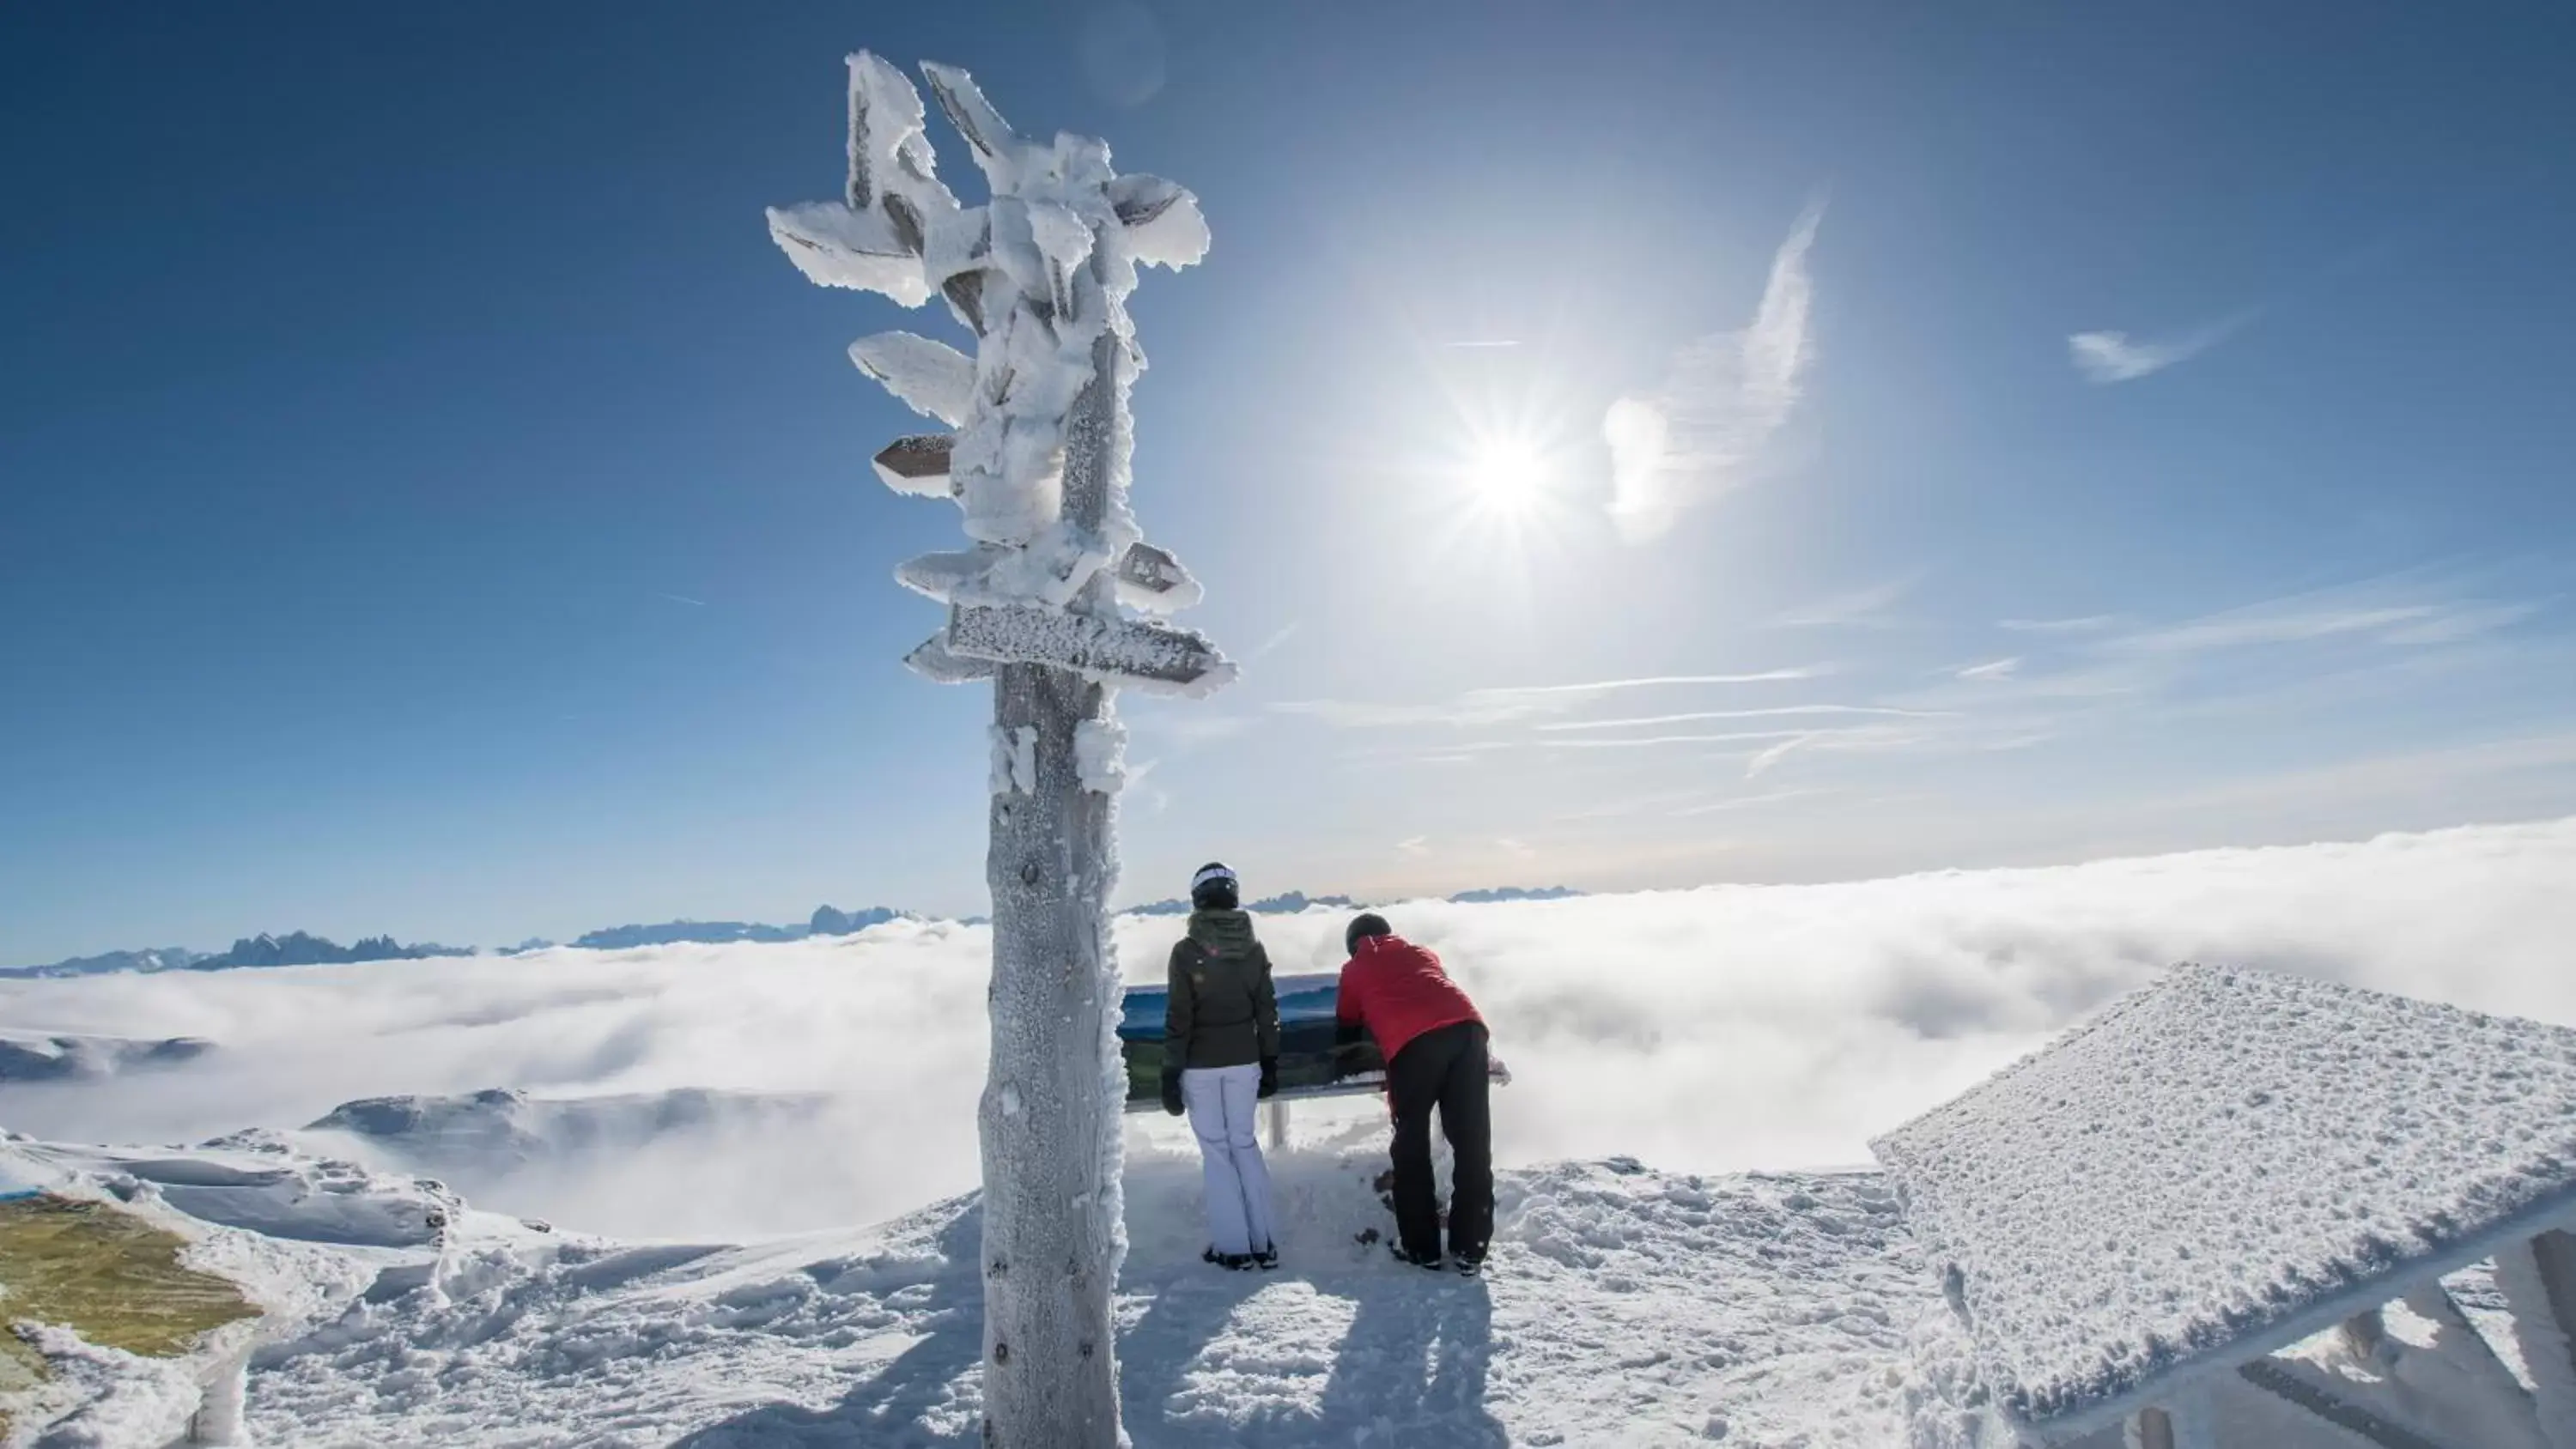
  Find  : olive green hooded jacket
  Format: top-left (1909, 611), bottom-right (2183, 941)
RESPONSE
top-left (1163, 908), bottom-right (1281, 1072)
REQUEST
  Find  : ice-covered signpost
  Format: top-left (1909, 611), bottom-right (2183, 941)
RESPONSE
top-left (766, 52), bottom-right (1225, 1446)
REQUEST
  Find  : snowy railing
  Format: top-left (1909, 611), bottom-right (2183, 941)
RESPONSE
top-left (1874, 963), bottom-right (2576, 1449)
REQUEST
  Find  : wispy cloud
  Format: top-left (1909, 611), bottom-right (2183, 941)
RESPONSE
top-left (2105, 591), bottom-right (2540, 657)
top-left (2381, 602), bottom-right (2545, 646)
top-left (1277, 698), bottom-right (1528, 730)
top-left (1126, 757), bottom-right (1170, 815)
top-left (1538, 705), bottom-right (1948, 733)
top-left (1978, 731), bottom-right (2056, 752)
top-left (1542, 730), bottom-right (1814, 751)
top-left (1465, 669), bottom-right (1830, 701)
top-left (2117, 605), bottom-right (2437, 653)
top-left (2068, 315), bottom-right (2248, 384)
top-left (1747, 737), bottom-right (1809, 778)
top-left (1606, 204), bottom-right (1823, 543)
top-left (1279, 669), bottom-right (1831, 730)
top-left (1291, 574), bottom-right (2554, 807)
top-left (1999, 615), bottom-right (2118, 635)
top-left (1246, 621), bottom-right (1301, 661)
top-left (1129, 711), bottom-right (1257, 745)
top-left (1442, 339), bottom-right (1522, 349)
top-left (1396, 836), bottom-right (1431, 857)
top-left (1774, 574), bottom-right (1917, 629)
top-left (1668, 787), bottom-right (1821, 819)
top-left (1747, 731), bottom-right (1945, 779)
top-left (656, 592), bottom-right (708, 608)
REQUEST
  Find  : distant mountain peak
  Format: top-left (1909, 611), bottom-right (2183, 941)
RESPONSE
top-left (1117, 885), bottom-right (1583, 917)
top-left (7, 888), bottom-right (1583, 979)
top-left (1445, 886), bottom-right (1583, 905)
top-left (569, 906), bottom-right (916, 952)
top-left (3, 933), bottom-right (467, 978)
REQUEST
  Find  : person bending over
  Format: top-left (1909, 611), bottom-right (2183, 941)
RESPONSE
top-left (1160, 862), bottom-right (1281, 1270)
top-left (1335, 912), bottom-right (1493, 1275)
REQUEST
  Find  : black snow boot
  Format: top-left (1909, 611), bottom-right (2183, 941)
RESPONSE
top-left (1389, 1241), bottom-right (1444, 1271)
top-left (1253, 1244), bottom-right (1279, 1271)
top-left (1203, 1246), bottom-right (1255, 1271)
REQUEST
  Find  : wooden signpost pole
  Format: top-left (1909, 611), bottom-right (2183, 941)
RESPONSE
top-left (767, 53), bottom-right (1224, 1446)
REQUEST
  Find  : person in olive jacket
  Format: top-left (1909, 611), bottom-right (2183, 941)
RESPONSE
top-left (1161, 862), bottom-right (1282, 1270)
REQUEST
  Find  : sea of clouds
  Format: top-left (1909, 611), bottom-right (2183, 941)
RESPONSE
top-left (3, 817), bottom-right (2571, 1240)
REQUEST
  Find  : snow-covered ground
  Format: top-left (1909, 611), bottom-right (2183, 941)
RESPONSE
top-left (4, 1124), bottom-right (1928, 1447)
top-left (5, 817), bottom-right (2576, 1443)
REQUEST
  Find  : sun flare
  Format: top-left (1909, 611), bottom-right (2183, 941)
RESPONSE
top-left (1465, 436), bottom-right (1551, 515)
top-left (1473, 442), bottom-right (1546, 505)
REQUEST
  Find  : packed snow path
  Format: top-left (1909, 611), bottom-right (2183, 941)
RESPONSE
top-left (237, 1145), bottom-right (1929, 1447)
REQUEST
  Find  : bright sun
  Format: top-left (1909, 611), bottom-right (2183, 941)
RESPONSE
top-left (1467, 440), bottom-right (1549, 512)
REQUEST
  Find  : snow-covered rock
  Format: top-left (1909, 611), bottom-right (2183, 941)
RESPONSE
top-left (300, 1086), bottom-right (837, 1217)
top-left (11, 1137), bottom-right (459, 1250)
top-left (1873, 961), bottom-right (2576, 1439)
top-left (0, 1031), bottom-right (211, 1083)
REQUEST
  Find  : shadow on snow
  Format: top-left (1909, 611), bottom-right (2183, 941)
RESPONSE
top-left (669, 1207), bottom-right (1504, 1447)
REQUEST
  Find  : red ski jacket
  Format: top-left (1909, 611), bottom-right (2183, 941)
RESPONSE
top-left (1334, 934), bottom-right (1483, 1069)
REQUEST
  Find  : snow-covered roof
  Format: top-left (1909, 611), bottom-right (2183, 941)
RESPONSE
top-left (1872, 961), bottom-right (2576, 1439)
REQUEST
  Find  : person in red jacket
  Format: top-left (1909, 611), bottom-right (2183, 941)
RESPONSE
top-left (1335, 912), bottom-right (1493, 1274)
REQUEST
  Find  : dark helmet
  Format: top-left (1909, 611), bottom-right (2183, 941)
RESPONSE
top-left (1346, 912), bottom-right (1393, 956)
top-left (1189, 862), bottom-right (1240, 911)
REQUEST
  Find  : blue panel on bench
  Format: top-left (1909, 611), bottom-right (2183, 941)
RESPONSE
top-left (1118, 972), bottom-right (1383, 1106)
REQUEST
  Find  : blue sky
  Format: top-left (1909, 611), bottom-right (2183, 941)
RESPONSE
top-left (4, 2), bottom-right (2573, 962)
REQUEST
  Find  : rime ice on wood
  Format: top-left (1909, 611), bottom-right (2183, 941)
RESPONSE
top-left (1072, 718), bottom-right (1127, 796)
top-left (1874, 962), bottom-right (2576, 1446)
top-left (950, 603), bottom-right (1232, 694)
top-left (766, 48), bottom-right (1221, 1448)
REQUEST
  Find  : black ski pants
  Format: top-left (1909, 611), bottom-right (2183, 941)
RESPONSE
top-left (1386, 1019), bottom-right (1492, 1261)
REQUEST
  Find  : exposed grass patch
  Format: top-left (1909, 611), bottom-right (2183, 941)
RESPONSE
top-left (0, 1194), bottom-right (259, 1436)
top-left (0, 1327), bottom-right (40, 1439)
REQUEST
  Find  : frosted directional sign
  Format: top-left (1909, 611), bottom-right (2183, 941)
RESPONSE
top-left (1112, 541), bottom-right (1199, 609)
top-left (947, 604), bottom-right (1229, 693)
top-left (871, 433), bottom-right (954, 497)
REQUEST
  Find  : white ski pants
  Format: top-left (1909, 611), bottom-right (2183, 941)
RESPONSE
top-left (1182, 1063), bottom-right (1276, 1257)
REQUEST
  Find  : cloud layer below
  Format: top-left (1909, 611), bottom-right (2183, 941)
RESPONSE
top-left (4, 818), bottom-right (2572, 1238)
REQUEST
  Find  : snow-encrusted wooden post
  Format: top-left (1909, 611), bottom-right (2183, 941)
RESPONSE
top-left (766, 53), bottom-right (1225, 1446)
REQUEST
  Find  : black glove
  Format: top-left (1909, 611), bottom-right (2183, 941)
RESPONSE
top-left (1258, 1056), bottom-right (1279, 1100)
top-left (1160, 1069), bottom-right (1185, 1117)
